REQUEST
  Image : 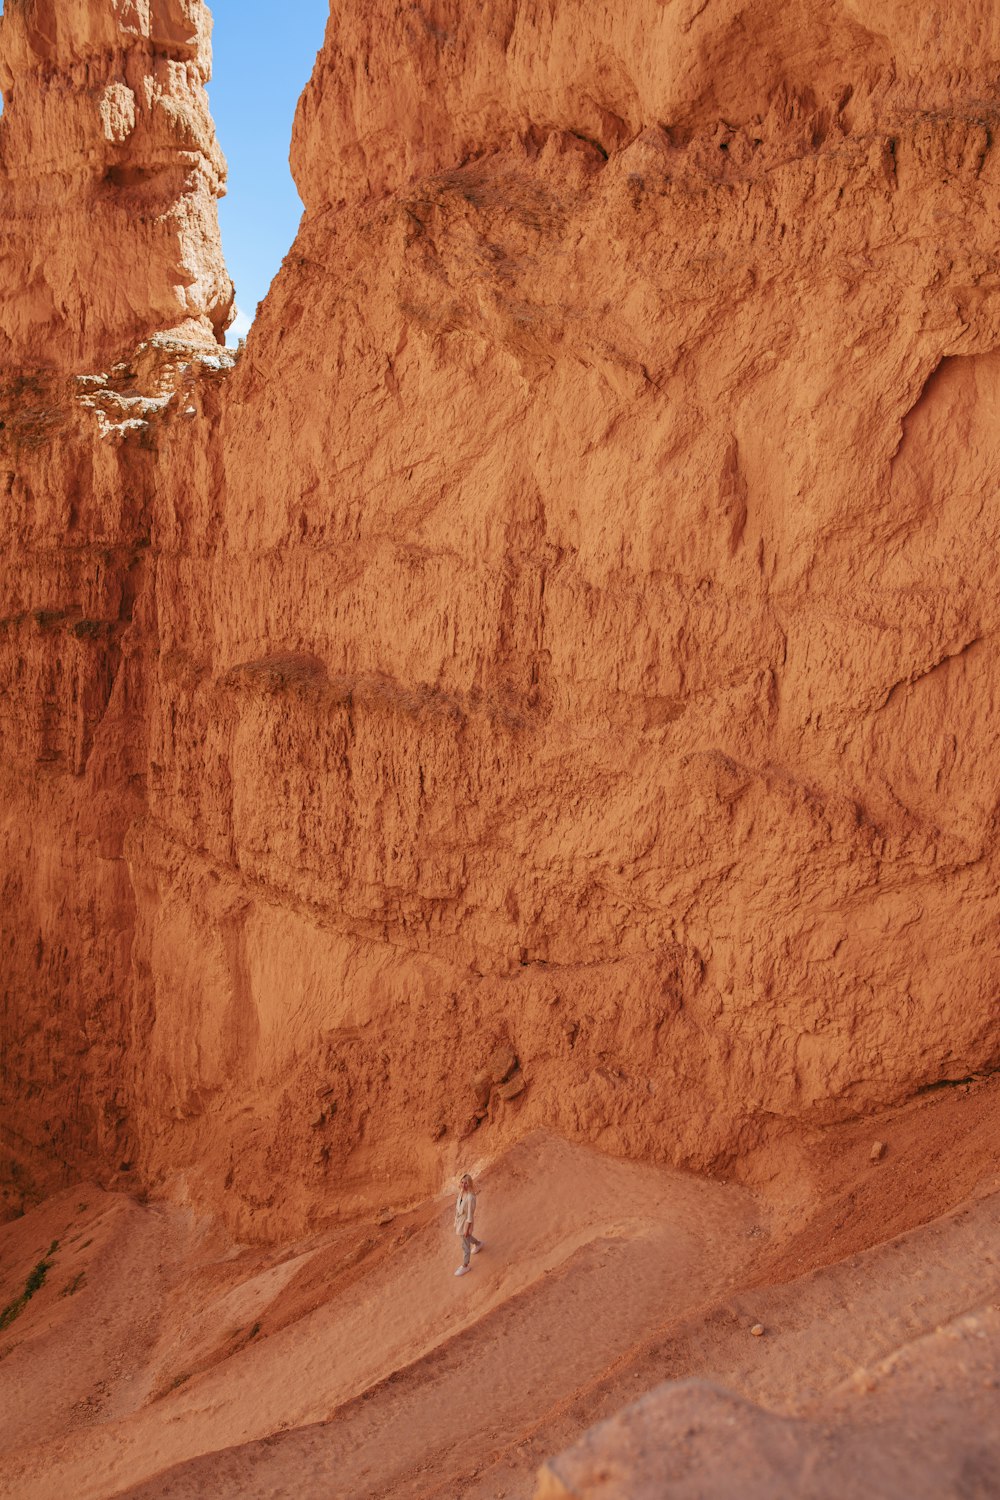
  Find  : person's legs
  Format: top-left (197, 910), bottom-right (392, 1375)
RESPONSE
top-left (461, 1232), bottom-right (472, 1267)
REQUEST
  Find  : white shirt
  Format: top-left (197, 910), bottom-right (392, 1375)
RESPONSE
top-left (455, 1189), bottom-right (476, 1234)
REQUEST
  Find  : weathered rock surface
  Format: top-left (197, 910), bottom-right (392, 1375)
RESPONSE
top-left (534, 1323), bottom-right (1000, 1499)
top-left (0, 0), bottom-right (232, 1207)
top-left (0, 0), bottom-right (232, 371)
top-left (3, 0), bottom-right (1000, 1241)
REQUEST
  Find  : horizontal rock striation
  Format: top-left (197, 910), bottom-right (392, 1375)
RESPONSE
top-left (3, 1), bottom-right (1000, 1233)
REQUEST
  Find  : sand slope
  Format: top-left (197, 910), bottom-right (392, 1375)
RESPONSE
top-left (1, 1086), bottom-right (998, 1500)
top-left (0, 1135), bottom-right (759, 1499)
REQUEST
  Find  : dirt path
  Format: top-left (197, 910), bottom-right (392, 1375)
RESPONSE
top-left (0, 1084), bottom-right (997, 1500)
top-left (0, 1134), bottom-right (760, 1499)
top-left (108, 1169), bottom-right (1000, 1500)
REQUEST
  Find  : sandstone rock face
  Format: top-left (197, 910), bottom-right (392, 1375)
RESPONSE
top-left (3, 2), bottom-right (1000, 1234)
top-left (0, 0), bottom-right (232, 1208)
top-left (292, 1), bottom-right (1000, 207)
top-left (0, 0), bottom-right (232, 371)
top-left (0, 341), bottom-right (233, 1208)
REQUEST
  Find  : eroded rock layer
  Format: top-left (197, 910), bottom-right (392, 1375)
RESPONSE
top-left (2, 1), bottom-right (1000, 1234)
top-left (0, 0), bottom-right (232, 370)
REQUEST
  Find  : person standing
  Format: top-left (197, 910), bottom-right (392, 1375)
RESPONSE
top-left (454, 1172), bottom-right (483, 1276)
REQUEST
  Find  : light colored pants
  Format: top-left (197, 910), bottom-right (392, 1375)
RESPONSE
top-left (461, 1230), bottom-right (482, 1266)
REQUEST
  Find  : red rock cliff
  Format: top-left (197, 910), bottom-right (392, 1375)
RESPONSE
top-left (0, 0), bottom-right (232, 370)
top-left (3, 1), bottom-right (1000, 1235)
top-left (0, 0), bottom-right (232, 1208)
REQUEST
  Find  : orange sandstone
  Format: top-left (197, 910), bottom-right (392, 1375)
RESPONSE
top-left (1, 0), bottom-right (999, 1250)
top-left (0, 0), bottom-right (232, 371)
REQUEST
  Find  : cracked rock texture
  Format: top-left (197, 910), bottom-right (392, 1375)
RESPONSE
top-left (3, 0), bottom-right (1000, 1236)
top-left (0, 0), bottom-right (232, 371)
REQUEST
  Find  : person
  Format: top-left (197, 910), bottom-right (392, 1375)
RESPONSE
top-left (454, 1172), bottom-right (483, 1276)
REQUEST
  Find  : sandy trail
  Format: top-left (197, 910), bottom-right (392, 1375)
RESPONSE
top-left (0, 1085), bottom-right (997, 1500)
top-left (112, 1164), bottom-right (1000, 1500)
top-left (0, 1134), bottom-right (760, 1500)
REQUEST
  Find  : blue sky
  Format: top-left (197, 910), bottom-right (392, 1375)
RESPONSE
top-left (208, 1), bottom-right (330, 340)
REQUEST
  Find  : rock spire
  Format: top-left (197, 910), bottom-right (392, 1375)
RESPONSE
top-left (0, 0), bottom-right (233, 371)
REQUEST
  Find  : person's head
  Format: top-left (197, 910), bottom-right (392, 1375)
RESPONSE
top-left (460, 1173), bottom-right (474, 1192)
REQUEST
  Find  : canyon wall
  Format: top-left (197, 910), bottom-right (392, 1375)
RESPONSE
top-left (3, 0), bottom-right (1000, 1236)
top-left (0, 0), bottom-right (233, 1210)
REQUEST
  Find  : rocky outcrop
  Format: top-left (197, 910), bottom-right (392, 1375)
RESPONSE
top-left (3, 2), bottom-right (1000, 1234)
top-left (0, 339), bottom-right (233, 1211)
top-left (534, 1332), bottom-right (1000, 1499)
top-left (0, 0), bottom-right (232, 1211)
top-left (292, 2), bottom-right (999, 209)
top-left (0, 0), bottom-right (232, 371)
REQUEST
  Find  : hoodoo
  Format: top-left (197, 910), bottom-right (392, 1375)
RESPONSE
top-left (0, 0), bottom-right (232, 370)
top-left (0, 0), bottom-right (233, 1210)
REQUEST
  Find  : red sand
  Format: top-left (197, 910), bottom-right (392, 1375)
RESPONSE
top-left (1, 1078), bottom-right (997, 1498)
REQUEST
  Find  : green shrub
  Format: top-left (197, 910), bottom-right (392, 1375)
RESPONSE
top-left (0, 1244), bottom-right (57, 1330)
